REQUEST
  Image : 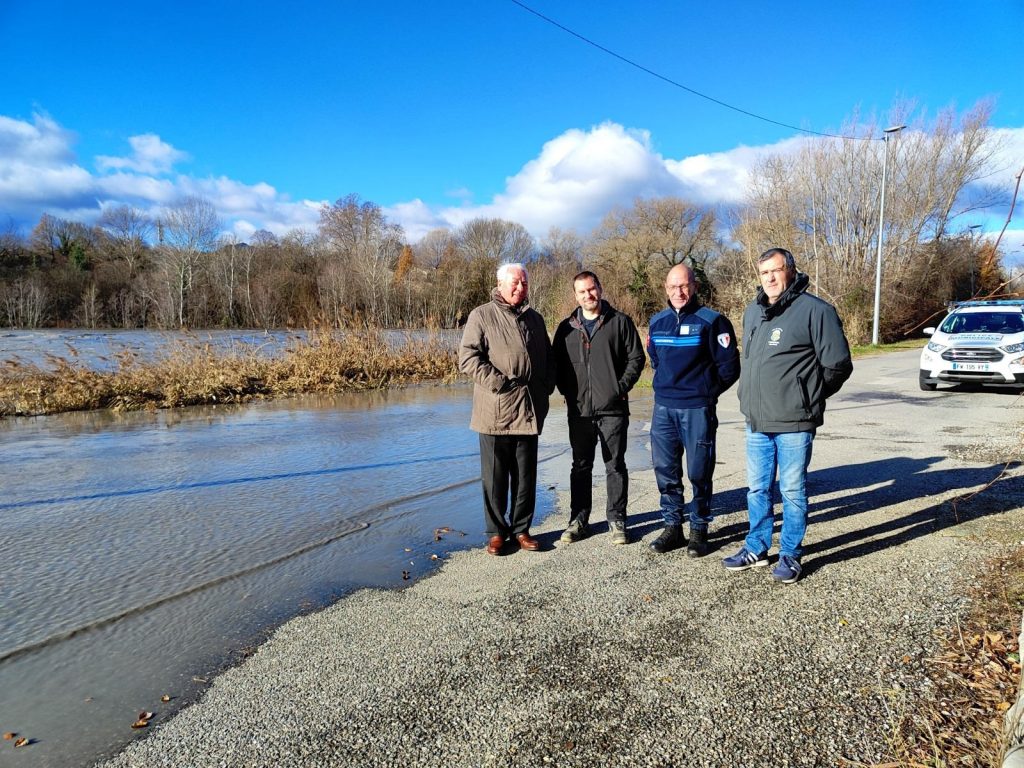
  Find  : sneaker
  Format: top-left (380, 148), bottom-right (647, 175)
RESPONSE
top-left (559, 518), bottom-right (590, 543)
top-left (721, 547), bottom-right (769, 571)
top-left (649, 525), bottom-right (685, 554)
top-left (771, 554), bottom-right (802, 584)
top-left (609, 520), bottom-right (628, 545)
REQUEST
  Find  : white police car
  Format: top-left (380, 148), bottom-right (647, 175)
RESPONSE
top-left (919, 299), bottom-right (1024, 391)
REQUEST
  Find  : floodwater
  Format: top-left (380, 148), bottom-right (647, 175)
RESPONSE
top-left (0, 382), bottom-right (664, 768)
top-left (0, 328), bottom-right (461, 370)
top-left (0, 329), bottom-right (657, 767)
top-left (0, 385), bottom-right (655, 768)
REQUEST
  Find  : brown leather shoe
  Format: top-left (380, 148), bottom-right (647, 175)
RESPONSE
top-left (516, 532), bottom-right (540, 551)
top-left (485, 535), bottom-right (504, 555)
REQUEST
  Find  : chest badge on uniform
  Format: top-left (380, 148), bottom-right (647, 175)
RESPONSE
top-left (717, 333), bottom-right (731, 348)
top-left (769, 328), bottom-right (783, 346)
top-left (679, 325), bottom-right (690, 335)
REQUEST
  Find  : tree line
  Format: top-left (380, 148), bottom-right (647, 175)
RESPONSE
top-left (0, 102), bottom-right (1012, 344)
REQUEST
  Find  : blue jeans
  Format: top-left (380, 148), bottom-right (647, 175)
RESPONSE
top-left (744, 427), bottom-right (814, 559)
top-left (650, 404), bottom-right (717, 528)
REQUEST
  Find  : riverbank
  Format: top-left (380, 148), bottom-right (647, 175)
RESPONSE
top-left (0, 329), bottom-right (458, 417)
top-left (94, 351), bottom-right (1024, 767)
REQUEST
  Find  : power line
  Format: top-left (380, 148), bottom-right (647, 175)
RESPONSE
top-left (508, 0), bottom-right (869, 141)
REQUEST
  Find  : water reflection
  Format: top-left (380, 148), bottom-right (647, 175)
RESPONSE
top-left (0, 384), bottom-right (581, 768)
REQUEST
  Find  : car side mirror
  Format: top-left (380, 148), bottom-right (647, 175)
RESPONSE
top-left (923, 327), bottom-right (936, 336)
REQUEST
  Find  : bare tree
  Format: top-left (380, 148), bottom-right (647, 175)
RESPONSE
top-left (455, 218), bottom-right (535, 309)
top-left (539, 226), bottom-right (584, 272)
top-left (741, 100), bottom-right (1000, 342)
top-left (589, 197), bottom-right (718, 318)
top-left (98, 205), bottom-right (153, 276)
top-left (157, 196), bottom-right (221, 327)
top-left (318, 194), bottom-right (405, 325)
top-left (413, 228), bottom-right (463, 326)
top-left (1, 276), bottom-right (49, 327)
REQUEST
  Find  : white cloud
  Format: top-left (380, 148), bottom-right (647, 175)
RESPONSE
top-left (95, 133), bottom-right (189, 174)
top-left (382, 199), bottom-right (448, 241)
top-left (385, 123), bottom-right (811, 241)
top-left (0, 112), bottom-right (324, 239)
top-left (0, 114), bottom-right (92, 213)
top-left (0, 113), bottom-right (76, 165)
top-left (987, 127), bottom-right (1024, 190)
top-left (1, 112), bottom-right (1021, 267)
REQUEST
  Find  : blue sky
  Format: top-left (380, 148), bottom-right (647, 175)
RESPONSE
top-left (1, 0), bottom-right (1023, 261)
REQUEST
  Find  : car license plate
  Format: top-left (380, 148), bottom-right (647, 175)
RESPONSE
top-left (952, 362), bottom-right (989, 371)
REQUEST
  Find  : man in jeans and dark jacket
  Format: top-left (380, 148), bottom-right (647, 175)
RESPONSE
top-left (647, 263), bottom-right (740, 557)
top-left (723, 247), bottom-right (852, 583)
top-left (554, 271), bottom-right (646, 545)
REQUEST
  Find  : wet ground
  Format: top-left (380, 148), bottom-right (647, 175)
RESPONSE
top-left (0, 381), bottom-right (654, 767)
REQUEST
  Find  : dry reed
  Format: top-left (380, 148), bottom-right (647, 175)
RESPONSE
top-left (0, 329), bottom-right (459, 417)
top-left (883, 546), bottom-right (1024, 767)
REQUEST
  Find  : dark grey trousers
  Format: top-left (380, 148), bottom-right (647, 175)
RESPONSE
top-left (568, 414), bottom-right (629, 525)
top-left (478, 433), bottom-right (538, 539)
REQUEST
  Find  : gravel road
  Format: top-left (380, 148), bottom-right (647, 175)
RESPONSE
top-left (99, 349), bottom-right (1024, 768)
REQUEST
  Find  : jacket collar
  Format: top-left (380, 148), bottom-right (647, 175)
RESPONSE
top-left (491, 287), bottom-right (529, 315)
top-left (757, 272), bottom-right (810, 317)
top-left (668, 296), bottom-right (701, 316)
top-left (569, 299), bottom-right (612, 330)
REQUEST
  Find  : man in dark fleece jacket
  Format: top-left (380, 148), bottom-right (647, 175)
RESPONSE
top-left (554, 271), bottom-right (646, 545)
top-left (723, 247), bottom-right (852, 584)
top-left (647, 263), bottom-right (740, 557)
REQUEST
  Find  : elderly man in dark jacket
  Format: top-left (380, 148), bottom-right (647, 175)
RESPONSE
top-left (553, 271), bottom-right (646, 545)
top-left (723, 247), bottom-right (852, 584)
top-left (459, 262), bottom-right (555, 556)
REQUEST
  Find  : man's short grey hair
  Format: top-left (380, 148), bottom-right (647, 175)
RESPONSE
top-left (758, 247), bottom-right (797, 273)
top-left (497, 262), bottom-right (528, 282)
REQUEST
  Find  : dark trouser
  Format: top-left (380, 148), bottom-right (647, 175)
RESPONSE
top-left (568, 414), bottom-right (629, 525)
top-left (478, 433), bottom-right (539, 539)
top-left (650, 404), bottom-right (718, 529)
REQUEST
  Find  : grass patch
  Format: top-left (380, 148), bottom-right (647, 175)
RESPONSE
top-left (850, 339), bottom-right (925, 356)
top-left (884, 546), bottom-right (1024, 767)
top-left (0, 329), bottom-right (459, 417)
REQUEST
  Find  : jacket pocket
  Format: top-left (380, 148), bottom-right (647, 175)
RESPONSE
top-left (796, 375), bottom-right (812, 417)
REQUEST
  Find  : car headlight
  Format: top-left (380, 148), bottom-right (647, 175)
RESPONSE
top-left (926, 341), bottom-right (947, 353)
top-left (1000, 342), bottom-right (1024, 354)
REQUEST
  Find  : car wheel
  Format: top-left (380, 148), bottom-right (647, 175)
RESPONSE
top-left (919, 372), bottom-right (937, 391)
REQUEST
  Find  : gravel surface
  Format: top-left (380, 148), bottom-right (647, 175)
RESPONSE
top-left (99, 351), bottom-right (1024, 768)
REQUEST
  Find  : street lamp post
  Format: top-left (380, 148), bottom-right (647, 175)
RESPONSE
top-left (871, 124), bottom-right (906, 346)
top-left (968, 224), bottom-right (982, 296)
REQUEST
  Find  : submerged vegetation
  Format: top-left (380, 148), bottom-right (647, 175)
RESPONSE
top-left (0, 329), bottom-right (459, 417)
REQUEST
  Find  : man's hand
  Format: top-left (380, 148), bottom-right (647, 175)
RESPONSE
top-left (500, 376), bottom-right (526, 392)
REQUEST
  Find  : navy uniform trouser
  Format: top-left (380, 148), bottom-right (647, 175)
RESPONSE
top-left (650, 404), bottom-right (718, 529)
top-left (568, 414), bottom-right (629, 525)
top-left (478, 433), bottom-right (538, 539)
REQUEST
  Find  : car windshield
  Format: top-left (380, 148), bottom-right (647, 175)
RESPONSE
top-left (941, 311), bottom-right (1024, 334)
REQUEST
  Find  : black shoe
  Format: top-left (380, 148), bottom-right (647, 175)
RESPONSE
top-left (649, 525), bottom-right (685, 554)
top-left (686, 527), bottom-right (708, 558)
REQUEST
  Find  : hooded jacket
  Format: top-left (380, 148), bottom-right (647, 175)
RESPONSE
top-left (647, 297), bottom-right (740, 408)
top-left (738, 272), bottom-right (853, 433)
top-left (458, 290), bottom-right (554, 435)
top-left (553, 300), bottom-right (646, 418)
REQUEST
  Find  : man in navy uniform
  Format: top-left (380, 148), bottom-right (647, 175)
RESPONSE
top-left (647, 263), bottom-right (740, 557)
